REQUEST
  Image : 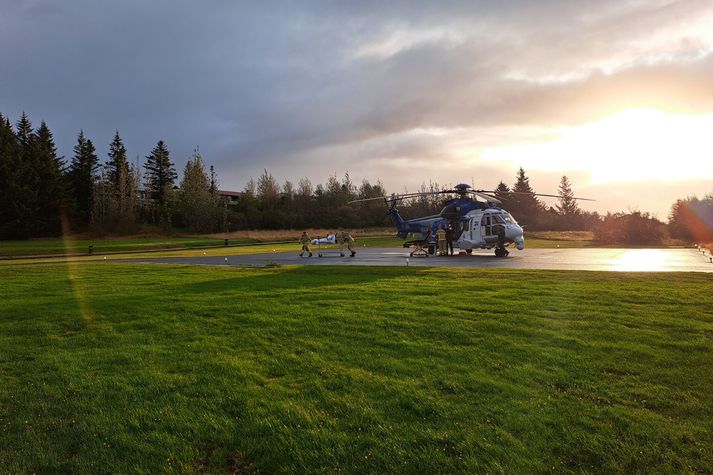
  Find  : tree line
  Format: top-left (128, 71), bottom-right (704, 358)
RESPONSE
top-left (1, 111), bottom-right (710, 243)
top-left (0, 112), bottom-right (228, 239)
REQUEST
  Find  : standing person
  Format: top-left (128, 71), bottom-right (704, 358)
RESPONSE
top-left (445, 223), bottom-right (455, 256)
top-left (342, 231), bottom-right (356, 257)
top-left (437, 225), bottom-right (446, 256)
top-left (299, 231), bottom-right (312, 257)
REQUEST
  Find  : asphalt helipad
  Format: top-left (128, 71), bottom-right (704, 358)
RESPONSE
top-left (121, 247), bottom-right (713, 273)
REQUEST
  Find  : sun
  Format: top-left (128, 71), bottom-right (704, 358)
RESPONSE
top-left (482, 108), bottom-right (713, 184)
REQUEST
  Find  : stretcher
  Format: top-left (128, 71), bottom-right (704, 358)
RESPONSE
top-left (317, 239), bottom-right (345, 258)
top-left (404, 239), bottom-right (430, 257)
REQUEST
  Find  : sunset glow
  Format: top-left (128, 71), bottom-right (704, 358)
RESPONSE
top-left (482, 109), bottom-right (713, 185)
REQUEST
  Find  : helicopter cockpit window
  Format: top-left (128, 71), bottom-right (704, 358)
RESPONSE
top-left (492, 214), bottom-right (505, 224)
top-left (500, 213), bottom-right (516, 224)
top-left (481, 215), bottom-right (491, 226)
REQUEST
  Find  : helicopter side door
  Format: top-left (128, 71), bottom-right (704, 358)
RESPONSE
top-left (481, 213), bottom-right (493, 238)
top-left (468, 217), bottom-right (481, 243)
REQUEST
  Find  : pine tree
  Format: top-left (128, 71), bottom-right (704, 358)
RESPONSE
top-left (106, 130), bottom-right (129, 195)
top-left (13, 112), bottom-right (43, 237)
top-left (0, 114), bottom-right (23, 238)
top-left (15, 112), bottom-right (34, 160)
top-left (143, 140), bottom-right (177, 220)
top-left (511, 167), bottom-right (543, 227)
top-left (494, 181), bottom-right (512, 210)
top-left (33, 121), bottom-right (66, 235)
top-left (103, 130), bottom-right (140, 231)
top-left (69, 130), bottom-right (100, 225)
top-left (555, 175), bottom-right (579, 216)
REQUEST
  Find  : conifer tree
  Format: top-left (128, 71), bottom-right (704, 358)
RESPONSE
top-left (33, 121), bottom-right (66, 234)
top-left (0, 114), bottom-right (22, 238)
top-left (555, 175), bottom-right (579, 216)
top-left (106, 130), bottom-right (129, 195)
top-left (69, 130), bottom-right (99, 225)
top-left (15, 112), bottom-right (34, 160)
top-left (494, 181), bottom-right (512, 210)
top-left (511, 167), bottom-right (543, 227)
top-left (143, 140), bottom-right (176, 214)
top-left (13, 112), bottom-right (42, 236)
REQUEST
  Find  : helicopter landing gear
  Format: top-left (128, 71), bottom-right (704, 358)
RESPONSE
top-left (494, 247), bottom-right (509, 258)
top-left (494, 226), bottom-right (508, 257)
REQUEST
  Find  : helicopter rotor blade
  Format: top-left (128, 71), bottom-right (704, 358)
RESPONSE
top-left (475, 190), bottom-right (596, 201)
top-left (348, 196), bottom-right (389, 204)
top-left (349, 190), bottom-right (454, 204)
top-left (472, 191), bottom-right (501, 203)
top-left (348, 193), bottom-right (406, 204)
top-left (348, 187), bottom-right (595, 204)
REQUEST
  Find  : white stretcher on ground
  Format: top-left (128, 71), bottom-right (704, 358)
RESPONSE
top-left (315, 235), bottom-right (345, 257)
top-left (311, 234), bottom-right (337, 245)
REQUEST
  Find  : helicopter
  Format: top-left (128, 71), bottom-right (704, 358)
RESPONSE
top-left (350, 183), bottom-right (593, 257)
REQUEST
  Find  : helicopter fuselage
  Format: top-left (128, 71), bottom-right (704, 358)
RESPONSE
top-left (354, 182), bottom-right (587, 257)
top-left (390, 201), bottom-right (525, 256)
top-left (453, 208), bottom-right (525, 251)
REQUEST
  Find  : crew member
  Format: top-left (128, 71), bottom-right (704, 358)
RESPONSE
top-left (342, 231), bottom-right (356, 257)
top-left (299, 231), bottom-right (312, 257)
top-left (445, 223), bottom-right (455, 256)
top-left (437, 225), bottom-right (446, 256)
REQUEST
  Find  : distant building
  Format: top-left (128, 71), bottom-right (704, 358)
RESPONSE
top-left (217, 189), bottom-right (243, 205)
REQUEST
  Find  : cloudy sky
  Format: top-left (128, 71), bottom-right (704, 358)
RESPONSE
top-left (2, 0), bottom-right (712, 218)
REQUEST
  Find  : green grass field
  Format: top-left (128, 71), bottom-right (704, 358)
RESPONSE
top-left (0, 236), bottom-right (238, 258)
top-left (0, 235), bottom-right (403, 259)
top-left (0, 236), bottom-right (403, 266)
top-left (1, 263), bottom-right (712, 473)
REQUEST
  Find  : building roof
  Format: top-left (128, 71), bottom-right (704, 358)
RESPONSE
top-left (217, 190), bottom-right (243, 197)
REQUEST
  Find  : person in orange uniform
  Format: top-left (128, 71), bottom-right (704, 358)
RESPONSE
top-left (299, 231), bottom-right (312, 257)
top-left (341, 231), bottom-right (356, 257)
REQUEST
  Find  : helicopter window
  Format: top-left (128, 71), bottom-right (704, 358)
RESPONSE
top-left (500, 213), bottom-right (516, 224)
top-left (492, 214), bottom-right (505, 224)
top-left (481, 215), bottom-right (491, 226)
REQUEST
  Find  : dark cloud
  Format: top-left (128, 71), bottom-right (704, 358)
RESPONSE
top-left (1, 0), bottom-right (711, 215)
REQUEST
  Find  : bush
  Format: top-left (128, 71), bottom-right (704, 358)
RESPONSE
top-left (594, 212), bottom-right (665, 245)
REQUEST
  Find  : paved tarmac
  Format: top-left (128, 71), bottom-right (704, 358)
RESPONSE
top-left (121, 247), bottom-right (713, 273)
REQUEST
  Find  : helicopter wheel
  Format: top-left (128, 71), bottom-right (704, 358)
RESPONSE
top-left (495, 248), bottom-right (509, 258)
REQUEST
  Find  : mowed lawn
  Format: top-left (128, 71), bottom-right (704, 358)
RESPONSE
top-left (0, 235), bottom-right (402, 261)
top-left (0, 236), bottom-right (233, 258)
top-left (1, 264), bottom-right (712, 473)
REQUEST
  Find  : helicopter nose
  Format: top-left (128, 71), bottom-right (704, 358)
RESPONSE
top-left (507, 224), bottom-right (525, 250)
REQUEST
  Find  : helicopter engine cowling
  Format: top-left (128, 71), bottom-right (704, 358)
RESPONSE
top-left (439, 204), bottom-right (459, 220)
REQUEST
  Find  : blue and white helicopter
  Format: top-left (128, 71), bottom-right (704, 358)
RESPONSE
top-left (351, 184), bottom-right (590, 257)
